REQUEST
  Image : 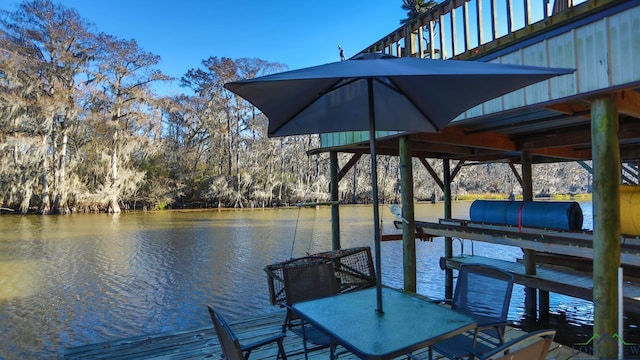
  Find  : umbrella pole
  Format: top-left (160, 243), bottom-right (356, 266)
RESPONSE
top-left (368, 78), bottom-right (383, 315)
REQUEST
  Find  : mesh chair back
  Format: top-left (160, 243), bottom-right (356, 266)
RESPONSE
top-left (282, 257), bottom-right (339, 307)
top-left (281, 257), bottom-right (338, 358)
top-left (208, 305), bottom-right (244, 360)
top-left (452, 264), bottom-right (514, 322)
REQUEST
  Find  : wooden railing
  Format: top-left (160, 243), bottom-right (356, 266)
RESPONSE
top-left (322, 0), bottom-right (633, 149)
top-left (356, 0), bottom-right (621, 60)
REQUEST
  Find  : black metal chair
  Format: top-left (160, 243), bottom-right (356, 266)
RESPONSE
top-left (207, 305), bottom-right (287, 360)
top-left (474, 329), bottom-right (556, 360)
top-left (429, 263), bottom-right (515, 359)
top-left (281, 256), bottom-right (339, 360)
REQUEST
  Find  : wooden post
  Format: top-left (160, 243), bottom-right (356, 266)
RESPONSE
top-left (330, 151), bottom-right (341, 250)
top-left (521, 150), bottom-right (538, 320)
top-left (506, 0), bottom-right (514, 33)
top-left (476, 0), bottom-right (484, 46)
top-left (490, 0), bottom-right (498, 41)
top-left (410, 26), bottom-right (419, 58)
top-left (417, 26), bottom-right (424, 58)
top-left (439, 12), bottom-right (447, 59)
top-left (591, 95), bottom-right (621, 359)
top-left (429, 19), bottom-right (436, 59)
top-left (450, 5), bottom-right (457, 56)
top-left (400, 136), bottom-right (416, 292)
top-left (462, 1), bottom-right (470, 52)
top-left (443, 159), bottom-right (453, 300)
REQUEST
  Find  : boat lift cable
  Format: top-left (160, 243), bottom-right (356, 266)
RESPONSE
top-left (306, 211), bottom-right (316, 254)
top-left (289, 206), bottom-right (303, 259)
top-left (289, 201), bottom-right (341, 258)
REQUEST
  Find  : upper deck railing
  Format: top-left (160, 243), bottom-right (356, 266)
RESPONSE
top-left (357, 0), bottom-right (599, 60)
top-left (320, 0), bottom-right (634, 149)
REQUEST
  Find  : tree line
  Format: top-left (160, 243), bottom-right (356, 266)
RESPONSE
top-left (0, 0), bottom-right (590, 214)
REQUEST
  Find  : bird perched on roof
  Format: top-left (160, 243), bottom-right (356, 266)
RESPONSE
top-left (338, 46), bottom-right (346, 61)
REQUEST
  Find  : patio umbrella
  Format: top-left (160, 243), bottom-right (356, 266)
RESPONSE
top-left (224, 52), bottom-right (573, 314)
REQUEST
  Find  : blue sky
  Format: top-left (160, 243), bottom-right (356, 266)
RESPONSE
top-left (1, 0), bottom-right (409, 96)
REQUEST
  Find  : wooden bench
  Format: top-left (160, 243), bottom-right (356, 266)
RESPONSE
top-left (440, 255), bottom-right (640, 314)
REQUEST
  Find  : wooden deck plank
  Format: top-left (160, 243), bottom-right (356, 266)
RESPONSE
top-left (63, 310), bottom-right (587, 360)
top-left (441, 255), bottom-right (640, 314)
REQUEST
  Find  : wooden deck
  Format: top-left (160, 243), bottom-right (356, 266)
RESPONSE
top-left (63, 310), bottom-right (586, 360)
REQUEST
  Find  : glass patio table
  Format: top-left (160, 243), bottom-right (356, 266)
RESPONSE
top-left (291, 287), bottom-right (477, 360)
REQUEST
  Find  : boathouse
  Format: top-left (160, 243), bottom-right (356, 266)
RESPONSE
top-left (62, 1), bottom-right (640, 359)
top-left (312, 1), bottom-right (640, 358)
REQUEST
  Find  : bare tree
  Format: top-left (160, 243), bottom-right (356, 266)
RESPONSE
top-left (181, 57), bottom-right (287, 207)
top-left (0, 0), bottom-right (95, 214)
top-left (89, 34), bottom-right (171, 213)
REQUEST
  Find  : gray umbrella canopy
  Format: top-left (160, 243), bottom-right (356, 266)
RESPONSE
top-left (225, 53), bottom-right (574, 137)
top-left (224, 53), bottom-right (573, 314)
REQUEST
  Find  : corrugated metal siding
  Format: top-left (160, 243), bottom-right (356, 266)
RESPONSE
top-left (609, 6), bottom-right (640, 87)
top-left (522, 41), bottom-right (552, 106)
top-left (501, 51), bottom-right (526, 110)
top-left (576, 19), bottom-right (610, 92)
top-left (548, 30), bottom-right (578, 99)
top-left (321, 3), bottom-right (640, 149)
top-left (321, 131), bottom-right (401, 148)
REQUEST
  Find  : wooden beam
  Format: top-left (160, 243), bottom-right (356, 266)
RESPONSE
top-left (440, 11), bottom-right (447, 59)
top-left (529, 146), bottom-right (593, 160)
top-left (476, 0), bottom-right (484, 45)
top-left (520, 120), bottom-right (640, 151)
top-left (443, 159), bottom-right (454, 300)
top-left (400, 136), bottom-right (416, 292)
top-left (377, 139), bottom-right (476, 157)
top-left (414, 220), bottom-right (640, 266)
top-left (337, 153), bottom-right (362, 182)
top-left (450, 160), bottom-right (466, 180)
top-left (617, 89), bottom-right (640, 119)
top-left (429, 18), bottom-right (436, 59)
top-left (330, 151), bottom-right (341, 250)
top-left (506, 0), bottom-right (514, 33)
top-left (490, 0), bottom-right (498, 41)
top-left (417, 26), bottom-right (424, 58)
top-left (412, 126), bottom-right (516, 151)
top-left (577, 160), bottom-right (593, 173)
top-left (545, 102), bottom-right (591, 116)
top-left (451, 2), bottom-right (458, 56)
top-left (546, 90), bottom-right (640, 119)
top-left (518, 125), bottom-right (593, 149)
top-left (463, 1), bottom-right (470, 52)
top-left (521, 150), bottom-right (537, 318)
top-left (508, 162), bottom-right (523, 187)
top-left (419, 157), bottom-right (445, 191)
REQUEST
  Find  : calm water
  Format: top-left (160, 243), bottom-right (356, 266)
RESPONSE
top-left (0, 201), bottom-right (616, 359)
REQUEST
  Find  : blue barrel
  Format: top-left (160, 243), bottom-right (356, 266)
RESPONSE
top-left (470, 200), bottom-right (583, 231)
top-left (469, 200), bottom-right (512, 225)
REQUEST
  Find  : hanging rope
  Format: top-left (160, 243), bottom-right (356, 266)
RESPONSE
top-left (289, 205), bottom-right (303, 259)
top-left (306, 206), bottom-right (319, 253)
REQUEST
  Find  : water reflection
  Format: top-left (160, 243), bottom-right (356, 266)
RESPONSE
top-left (0, 201), bottom-right (630, 360)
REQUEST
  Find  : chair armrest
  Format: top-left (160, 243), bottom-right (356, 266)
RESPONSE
top-left (472, 322), bottom-right (510, 346)
top-left (476, 321), bottom-right (510, 332)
